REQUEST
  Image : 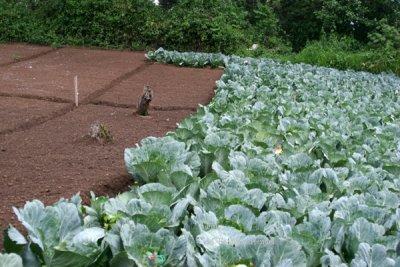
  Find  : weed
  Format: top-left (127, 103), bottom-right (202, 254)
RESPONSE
top-left (89, 121), bottom-right (113, 144)
top-left (11, 53), bottom-right (21, 61)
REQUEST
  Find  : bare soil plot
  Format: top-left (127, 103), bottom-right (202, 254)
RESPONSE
top-left (94, 63), bottom-right (223, 109)
top-left (0, 97), bottom-right (69, 134)
top-left (0, 43), bottom-right (54, 66)
top-left (0, 47), bottom-right (146, 102)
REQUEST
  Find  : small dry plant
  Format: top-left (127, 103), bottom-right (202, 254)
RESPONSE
top-left (12, 53), bottom-right (21, 61)
top-left (137, 85), bottom-right (153, 116)
top-left (89, 121), bottom-right (113, 143)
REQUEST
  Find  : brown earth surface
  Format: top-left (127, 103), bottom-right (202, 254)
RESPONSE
top-left (0, 44), bottom-right (223, 243)
top-left (0, 43), bottom-right (54, 66)
top-left (95, 63), bottom-right (223, 109)
top-left (0, 97), bottom-right (68, 133)
top-left (0, 47), bottom-right (146, 102)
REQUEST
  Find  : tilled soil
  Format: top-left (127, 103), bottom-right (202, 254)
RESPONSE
top-left (0, 47), bottom-right (146, 101)
top-left (0, 43), bottom-right (223, 243)
top-left (0, 43), bottom-right (54, 66)
top-left (0, 97), bottom-right (68, 133)
top-left (95, 63), bottom-right (223, 109)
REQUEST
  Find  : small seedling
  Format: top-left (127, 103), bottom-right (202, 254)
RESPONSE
top-left (12, 53), bottom-right (21, 61)
top-left (137, 85), bottom-right (153, 116)
top-left (89, 121), bottom-right (113, 143)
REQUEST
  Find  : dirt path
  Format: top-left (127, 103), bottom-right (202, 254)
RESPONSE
top-left (0, 43), bottom-right (223, 241)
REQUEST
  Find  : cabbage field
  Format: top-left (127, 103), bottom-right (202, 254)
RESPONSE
top-left (2, 49), bottom-right (400, 267)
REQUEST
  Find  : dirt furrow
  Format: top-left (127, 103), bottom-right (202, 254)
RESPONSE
top-left (90, 100), bottom-right (197, 111)
top-left (0, 47), bottom-right (59, 68)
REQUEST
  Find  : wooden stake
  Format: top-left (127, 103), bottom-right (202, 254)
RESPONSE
top-left (74, 75), bottom-right (79, 107)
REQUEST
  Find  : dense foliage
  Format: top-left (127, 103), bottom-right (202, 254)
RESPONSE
top-left (2, 49), bottom-right (400, 266)
top-left (0, 0), bottom-right (164, 49)
top-left (275, 35), bottom-right (400, 76)
top-left (1, 0), bottom-right (399, 74)
top-left (161, 0), bottom-right (249, 53)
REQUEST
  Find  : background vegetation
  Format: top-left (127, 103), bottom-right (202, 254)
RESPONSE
top-left (1, 0), bottom-right (399, 75)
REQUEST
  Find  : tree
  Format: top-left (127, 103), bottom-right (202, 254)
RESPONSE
top-left (273, 0), bottom-right (323, 51)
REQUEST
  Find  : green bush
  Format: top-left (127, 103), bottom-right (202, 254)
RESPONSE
top-left (317, 0), bottom-right (400, 42)
top-left (0, 0), bottom-right (161, 48)
top-left (368, 19), bottom-right (400, 49)
top-left (162, 0), bottom-right (250, 53)
top-left (286, 35), bottom-right (400, 75)
top-left (1, 0), bottom-right (256, 53)
top-left (271, 0), bottom-right (323, 51)
top-left (27, 0), bottom-right (163, 49)
top-left (239, 35), bottom-right (400, 76)
top-left (0, 0), bottom-right (52, 44)
top-left (249, 3), bottom-right (278, 42)
top-left (159, 0), bottom-right (177, 9)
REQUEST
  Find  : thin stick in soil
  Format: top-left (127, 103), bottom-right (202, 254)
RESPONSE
top-left (74, 75), bottom-right (79, 107)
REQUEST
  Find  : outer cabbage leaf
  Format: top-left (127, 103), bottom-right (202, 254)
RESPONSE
top-left (0, 253), bottom-right (23, 267)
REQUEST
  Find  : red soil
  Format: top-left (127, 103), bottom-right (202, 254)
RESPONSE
top-left (0, 47), bottom-right (145, 101)
top-left (0, 44), bottom-right (223, 243)
top-left (0, 43), bottom-right (53, 66)
top-left (95, 63), bottom-right (223, 109)
top-left (0, 97), bottom-right (68, 133)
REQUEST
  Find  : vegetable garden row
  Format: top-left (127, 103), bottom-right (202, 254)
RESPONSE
top-left (1, 48), bottom-right (400, 266)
